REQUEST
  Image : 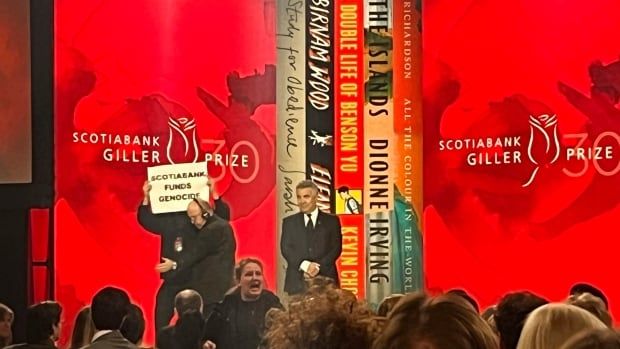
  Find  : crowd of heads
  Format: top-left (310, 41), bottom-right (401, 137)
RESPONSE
top-left (2, 279), bottom-right (618, 349)
top-left (261, 281), bottom-right (619, 349)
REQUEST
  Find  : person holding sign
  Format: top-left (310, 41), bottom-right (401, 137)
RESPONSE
top-left (280, 180), bottom-right (343, 295)
top-left (137, 177), bottom-right (232, 337)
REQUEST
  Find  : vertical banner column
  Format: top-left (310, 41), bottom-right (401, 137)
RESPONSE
top-left (276, 0), bottom-right (308, 294)
top-left (391, 0), bottom-right (423, 293)
top-left (364, 0), bottom-right (394, 308)
top-left (305, 0), bottom-right (335, 212)
top-left (334, 0), bottom-right (365, 298)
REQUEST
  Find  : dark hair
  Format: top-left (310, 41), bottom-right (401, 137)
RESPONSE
top-left (120, 304), bottom-right (145, 345)
top-left (570, 283), bottom-right (609, 309)
top-left (69, 307), bottom-right (95, 349)
top-left (561, 328), bottom-right (620, 349)
top-left (495, 291), bottom-right (548, 349)
top-left (337, 186), bottom-right (350, 194)
top-left (296, 180), bottom-right (318, 192)
top-left (235, 258), bottom-right (264, 282)
top-left (26, 301), bottom-right (62, 344)
top-left (377, 294), bottom-right (404, 317)
top-left (174, 289), bottom-right (203, 315)
top-left (373, 292), bottom-right (499, 349)
top-left (174, 310), bottom-right (204, 349)
top-left (447, 289), bottom-right (480, 313)
top-left (91, 287), bottom-right (130, 330)
top-left (0, 303), bottom-right (14, 347)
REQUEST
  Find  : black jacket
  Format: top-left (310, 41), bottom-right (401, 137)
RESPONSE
top-left (137, 198), bottom-right (231, 285)
top-left (280, 210), bottom-right (342, 294)
top-left (204, 289), bottom-right (283, 349)
top-left (177, 214), bottom-right (237, 305)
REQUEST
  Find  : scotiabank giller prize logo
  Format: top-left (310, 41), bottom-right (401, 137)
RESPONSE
top-left (523, 114), bottom-right (560, 187)
top-left (167, 115), bottom-right (199, 164)
top-left (438, 114), bottom-right (620, 187)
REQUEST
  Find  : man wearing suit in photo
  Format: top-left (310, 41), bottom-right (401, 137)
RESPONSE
top-left (280, 180), bottom-right (343, 295)
top-left (137, 178), bottom-right (231, 334)
top-left (84, 287), bottom-right (136, 349)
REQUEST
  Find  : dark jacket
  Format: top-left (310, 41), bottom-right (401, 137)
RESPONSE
top-left (157, 311), bottom-right (205, 349)
top-left (204, 289), bottom-right (283, 349)
top-left (177, 214), bottom-right (237, 306)
top-left (137, 198), bottom-right (231, 285)
top-left (281, 210), bottom-right (342, 294)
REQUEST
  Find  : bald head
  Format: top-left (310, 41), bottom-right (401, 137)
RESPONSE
top-left (187, 198), bottom-right (211, 229)
top-left (174, 289), bottom-right (203, 315)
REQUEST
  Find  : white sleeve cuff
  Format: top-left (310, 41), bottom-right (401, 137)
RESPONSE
top-left (299, 260), bottom-right (311, 272)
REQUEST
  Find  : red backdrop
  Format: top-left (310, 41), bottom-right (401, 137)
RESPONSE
top-left (423, 0), bottom-right (620, 318)
top-left (54, 0), bottom-right (276, 345)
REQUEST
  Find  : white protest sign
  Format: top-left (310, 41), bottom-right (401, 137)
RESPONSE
top-left (147, 162), bottom-right (209, 214)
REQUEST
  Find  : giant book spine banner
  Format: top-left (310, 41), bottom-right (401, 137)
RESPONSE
top-left (391, 0), bottom-right (423, 293)
top-left (305, 0), bottom-right (336, 214)
top-left (276, 0), bottom-right (307, 295)
top-left (334, 0), bottom-right (366, 298)
top-left (364, 0), bottom-right (394, 309)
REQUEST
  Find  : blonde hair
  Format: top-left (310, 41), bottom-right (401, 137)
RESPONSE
top-left (69, 306), bottom-right (95, 349)
top-left (516, 303), bottom-right (607, 349)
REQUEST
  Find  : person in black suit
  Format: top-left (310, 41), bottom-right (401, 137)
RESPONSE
top-left (280, 180), bottom-right (342, 295)
top-left (84, 287), bottom-right (136, 349)
top-left (138, 178), bottom-right (231, 334)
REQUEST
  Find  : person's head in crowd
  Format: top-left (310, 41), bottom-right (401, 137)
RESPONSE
top-left (447, 288), bottom-right (480, 313)
top-left (516, 303), bottom-right (607, 349)
top-left (187, 198), bottom-right (212, 230)
top-left (26, 301), bottom-right (62, 344)
top-left (373, 292), bottom-right (499, 349)
top-left (264, 287), bottom-right (377, 349)
top-left (69, 307), bottom-right (95, 349)
top-left (377, 294), bottom-right (404, 317)
top-left (174, 289), bottom-right (203, 316)
top-left (174, 310), bottom-right (204, 349)
top-left (235, 258), bottom-right (265, 301)
top-left (120, 304), bottom-right (145, 346)
top-left (570, 283), bottom-right (609, 309)
top-left (567, 292), bottom-right (613, 327)
top-left (91, 287), bottom-right (130, 331)
top-left (0, 303), bottom-right (14, 348)
top-left (296, 180), bottom-right (318, 214)
top-left (560, 328), bottom-right (620, 349)
top-left (494, 291), bottom-right (548, 349)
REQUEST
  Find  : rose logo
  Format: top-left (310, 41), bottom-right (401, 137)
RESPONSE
top-left (522, 114), bottom-right (561, 187)
top-left (166, 115), bottom-right (199, 164)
